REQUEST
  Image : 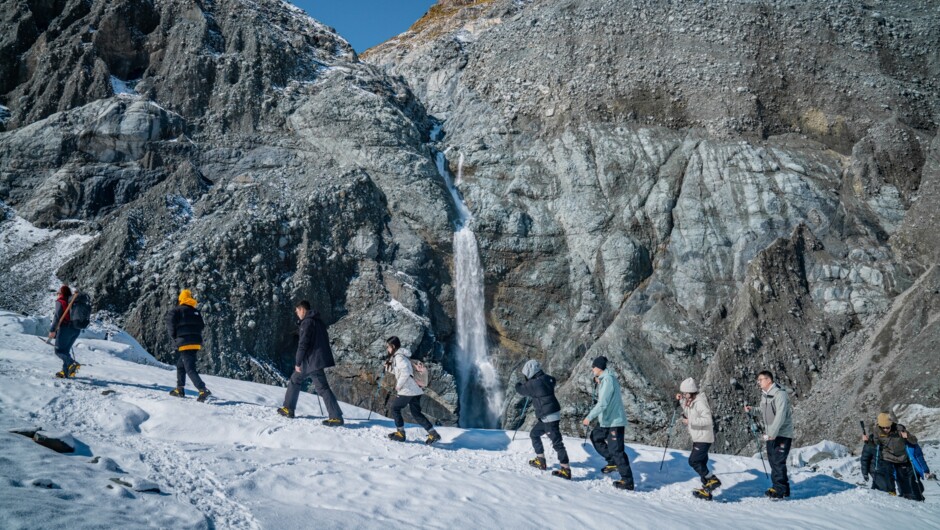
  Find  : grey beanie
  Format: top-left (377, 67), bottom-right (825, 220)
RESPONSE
top-left (522, 359), bottom-right (542, 380)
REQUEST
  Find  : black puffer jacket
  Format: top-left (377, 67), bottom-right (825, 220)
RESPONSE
top-left (296, 311), bottom-right (334, 371)
top-left (515, 371), bottom-right (561, 420)
top-left (164, 305), bottom-right (204, 349)
top-left (861, 423), bottom-right (917, 472)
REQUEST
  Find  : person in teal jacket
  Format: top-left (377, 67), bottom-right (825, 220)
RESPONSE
top-left (582, 356), bottom-right (635, 490)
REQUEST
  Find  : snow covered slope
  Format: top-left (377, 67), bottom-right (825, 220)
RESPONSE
top-left (0, 311), bottom-right (938, 529)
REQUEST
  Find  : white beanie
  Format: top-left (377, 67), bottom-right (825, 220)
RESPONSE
top-left (522, 359), bottom-right (542, 380)
top-left (680, 377), bottom-right (698, 393)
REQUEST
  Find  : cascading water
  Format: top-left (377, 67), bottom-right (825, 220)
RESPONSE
top-left (433, 141), bottom-right (504, 428)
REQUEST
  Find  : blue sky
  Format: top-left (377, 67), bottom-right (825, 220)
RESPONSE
top-left (294, 1), bottom-right (439, 53)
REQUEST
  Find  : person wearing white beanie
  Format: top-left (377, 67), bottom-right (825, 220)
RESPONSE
top-left (676, 377), bottom-right (721, 500)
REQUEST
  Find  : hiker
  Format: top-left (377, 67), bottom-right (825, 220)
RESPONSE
top-left (384, 336), bottom-right (440, 445)
top-left (582, 356), bottom-right (635, 491)
top-left (516, 359), bottom-right (570, 479)
top-left (744, 370), bottom-right (793, 499)
top-left (861, 413), bottom-right (923, 501)
top-left (165, 289), bottom-right (211, 402)
top-left (47, 285), bottom-right (80, 378)
top-left (676, 377), bottom-right (721, 500)
top-left (277, 301), bottom-right (344, 426)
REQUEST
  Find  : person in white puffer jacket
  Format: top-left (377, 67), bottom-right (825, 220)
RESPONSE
top-left (675, 377), bottom-right (721, 500)
top-left (385, 336), bottom-right (441, 445)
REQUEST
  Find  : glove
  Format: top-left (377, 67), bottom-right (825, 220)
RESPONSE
top-left (862, 474), bottom-right (869, 482)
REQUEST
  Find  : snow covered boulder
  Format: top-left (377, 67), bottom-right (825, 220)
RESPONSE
top-left (33, 431), bottom-right (75, 454)
top-left (789, 441), bottom-right (850, 468)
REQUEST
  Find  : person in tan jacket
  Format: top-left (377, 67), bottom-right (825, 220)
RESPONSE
top-left (675, 377), bottom-right (721, 500)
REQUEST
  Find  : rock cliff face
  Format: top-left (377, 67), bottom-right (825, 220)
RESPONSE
top-left (365, 0), bottom-right (939, 448)
top-left (2, 0), bottom-right (939, 449)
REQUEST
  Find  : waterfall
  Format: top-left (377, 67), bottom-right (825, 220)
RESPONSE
top-left (433, 146), bottom-right (504, 428)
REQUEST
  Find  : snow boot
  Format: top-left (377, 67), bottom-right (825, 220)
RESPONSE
top-left (388, 429), bottom-right (406, 442)
top-left (277, 407), bottom-right (295, 418)
top-left (703, 476), bottom-right (722, 492)
top-left (764, 487), bottom-right (786, 499)
top-left (529, 456), bottom-right (547, 470)
top-left (55, 370), bottom-right (67, 378)
top-left (600, 464), bottom-right (618, 474)
top-left (67, 362), bottom-right (80, 378)
top-left (551, 467), bottom-right (572, 480)
top-left (196, 389), bottom-right (212, 402)
top-left (322, 418), bottom-right (344, 427)
top-left (169, 387), bottom-right (185, 398)
top-left (425, 430), bottom-right (441, 445)
top-left (692, 488), bottom-right (713, 501)
top-left (613, 480), bottom-right (635, 491)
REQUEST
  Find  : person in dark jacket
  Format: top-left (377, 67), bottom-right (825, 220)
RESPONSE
top-left (165, 289), bottom-right (211, 401)
top-left (47, 285), bottom-right (81, 378)
top-left (861, 412), bottom-right (922, 500)
top-left (516, 359), bottom-right (570, 479)
top-left (278, 300), bottom-right (344, 426)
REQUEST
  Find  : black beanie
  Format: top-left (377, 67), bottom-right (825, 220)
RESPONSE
top-left (592, 356), bottom-right (608, 370)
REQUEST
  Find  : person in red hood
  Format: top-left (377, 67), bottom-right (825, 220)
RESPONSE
top-left (48, 285), bottom-right (80, 378)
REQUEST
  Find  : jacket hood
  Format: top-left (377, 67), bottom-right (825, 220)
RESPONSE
top-left (178, 289), bottom-right (198, 308)
top-left (522, 359), bottom-right (542, 380)
top-left (396, 347), bottom-right (413, 359)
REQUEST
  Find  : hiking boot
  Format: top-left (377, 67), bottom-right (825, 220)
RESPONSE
top-left (765, 487), bottom-right (786, 499)
top-left (528, 456), bottom-right (547, 470)
top-left (613, 480), bottom-right (635, 491)
top-left (425, 430), bottom-right (441, 445)
top-left (388, 430), bottom-right (406, 442)
top-left (169, 387), bottom-right (185, 398)
top-left (67, 363), bottom-right (80, 377)
top-left (551, 467), bottom-right (572, 480)
top-left (600, 464), bottom-right (618, 474)
top-left (196, 389), bottom-right (212, 402)
top-left (693, 488), bottom-right (713, 501)
top-left (322, 418), bottom-right (344, 427)
top-left (703, 477), bottom-right (722, 492)
top-left (277, 407), bottom-right (295, 418)
top-left (55, 371), bottom-right (67, 379)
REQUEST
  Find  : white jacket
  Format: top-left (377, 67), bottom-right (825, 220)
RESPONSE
top-left (388, 348), bottom-right (423, 397)
top-left (681, 393), bottom-right (715, 444)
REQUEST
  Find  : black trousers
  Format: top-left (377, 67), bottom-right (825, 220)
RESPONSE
top-left (591, 426), bottom-right (634, 486)
top-left (530, 420), bottom-right (569, 465)
top-left (283, 368), bottom-right (343, 419)
top-left (766, 437), bottom-right (792, 494)
top-left (872, 461), bottom-right (920, 500)
top-left (175, 350), bottom-right (206, 390)
top-left (689, 442), bottom-right (712, 482)
top-left (53, 326), bottom-right (80, 372)
top-left (390, 395), bottom-right (433, 431)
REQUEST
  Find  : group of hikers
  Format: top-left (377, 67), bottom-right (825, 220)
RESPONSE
top-left (46, 286), bottom-right (933, 501)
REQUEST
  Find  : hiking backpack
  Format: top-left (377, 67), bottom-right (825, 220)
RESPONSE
top-left (69, 293), bottom-right (92, 329)
top-left (411, 359), bottom-right (429, 389)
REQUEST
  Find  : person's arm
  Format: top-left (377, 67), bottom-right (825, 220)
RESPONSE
top-left (860, 442), bottom-right (875, 479)
top-left (765, 390), bottom-right (789, 439)
top-left (689, 400), bottom-right (712, 430)
top-left (587, 378), bottom-right (610, 421)
top-left (49, 300), bottom-right (64, 334)
top-left (394, 355), bottom-right (410, 392)
top-left (295, 318), bottom-right (311, 368)
top-left (515, 379), bottom-right (533, 397)
top-left (164, 308), bottom-right (177, 340)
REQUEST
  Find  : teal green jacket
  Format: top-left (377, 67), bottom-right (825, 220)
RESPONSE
top-left (587, 370), bottom-right (627, 428)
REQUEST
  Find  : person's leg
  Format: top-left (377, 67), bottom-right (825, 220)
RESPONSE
top-left (895, 463), bottom-right (917, 499)
top-left (767, 437), bottom-right (791, 494)
top-left (591, 426), bottom-right (612, 464)
top-left (529, 420), bottom-right (547, 456)
top-left (181, 352), bottom-right (206, 390)
top-left (175, 350), bottom-right (186, 388)
top-left (390, 395), bottom-right (409, 429)
top-left (546, 421), bottom-right (569, 465)
top-left (607, 426), bottom-right (634, 486)
top-left (407, 395), bottom-right (434, 431)
top-left (282, 370), bottom-right (306, 411)
top-left (311, 369), bottom-right (343, 420)
top-left (54, 330), bottom-right (76, 372)
top-left (689, 442), bottom-right (711, 482)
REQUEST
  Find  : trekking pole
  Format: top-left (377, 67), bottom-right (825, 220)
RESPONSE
top-left (746, 410), bottom-right (769, 480)
top-left (511, 397), bottom-right (530, 442)
top-left (659, 402), bottom-right (680, 471)
top-left (316, 393), bottom-right (324, 416)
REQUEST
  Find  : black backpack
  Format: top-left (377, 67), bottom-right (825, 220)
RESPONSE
top-left (70, 293), bottom-right (92, 329)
